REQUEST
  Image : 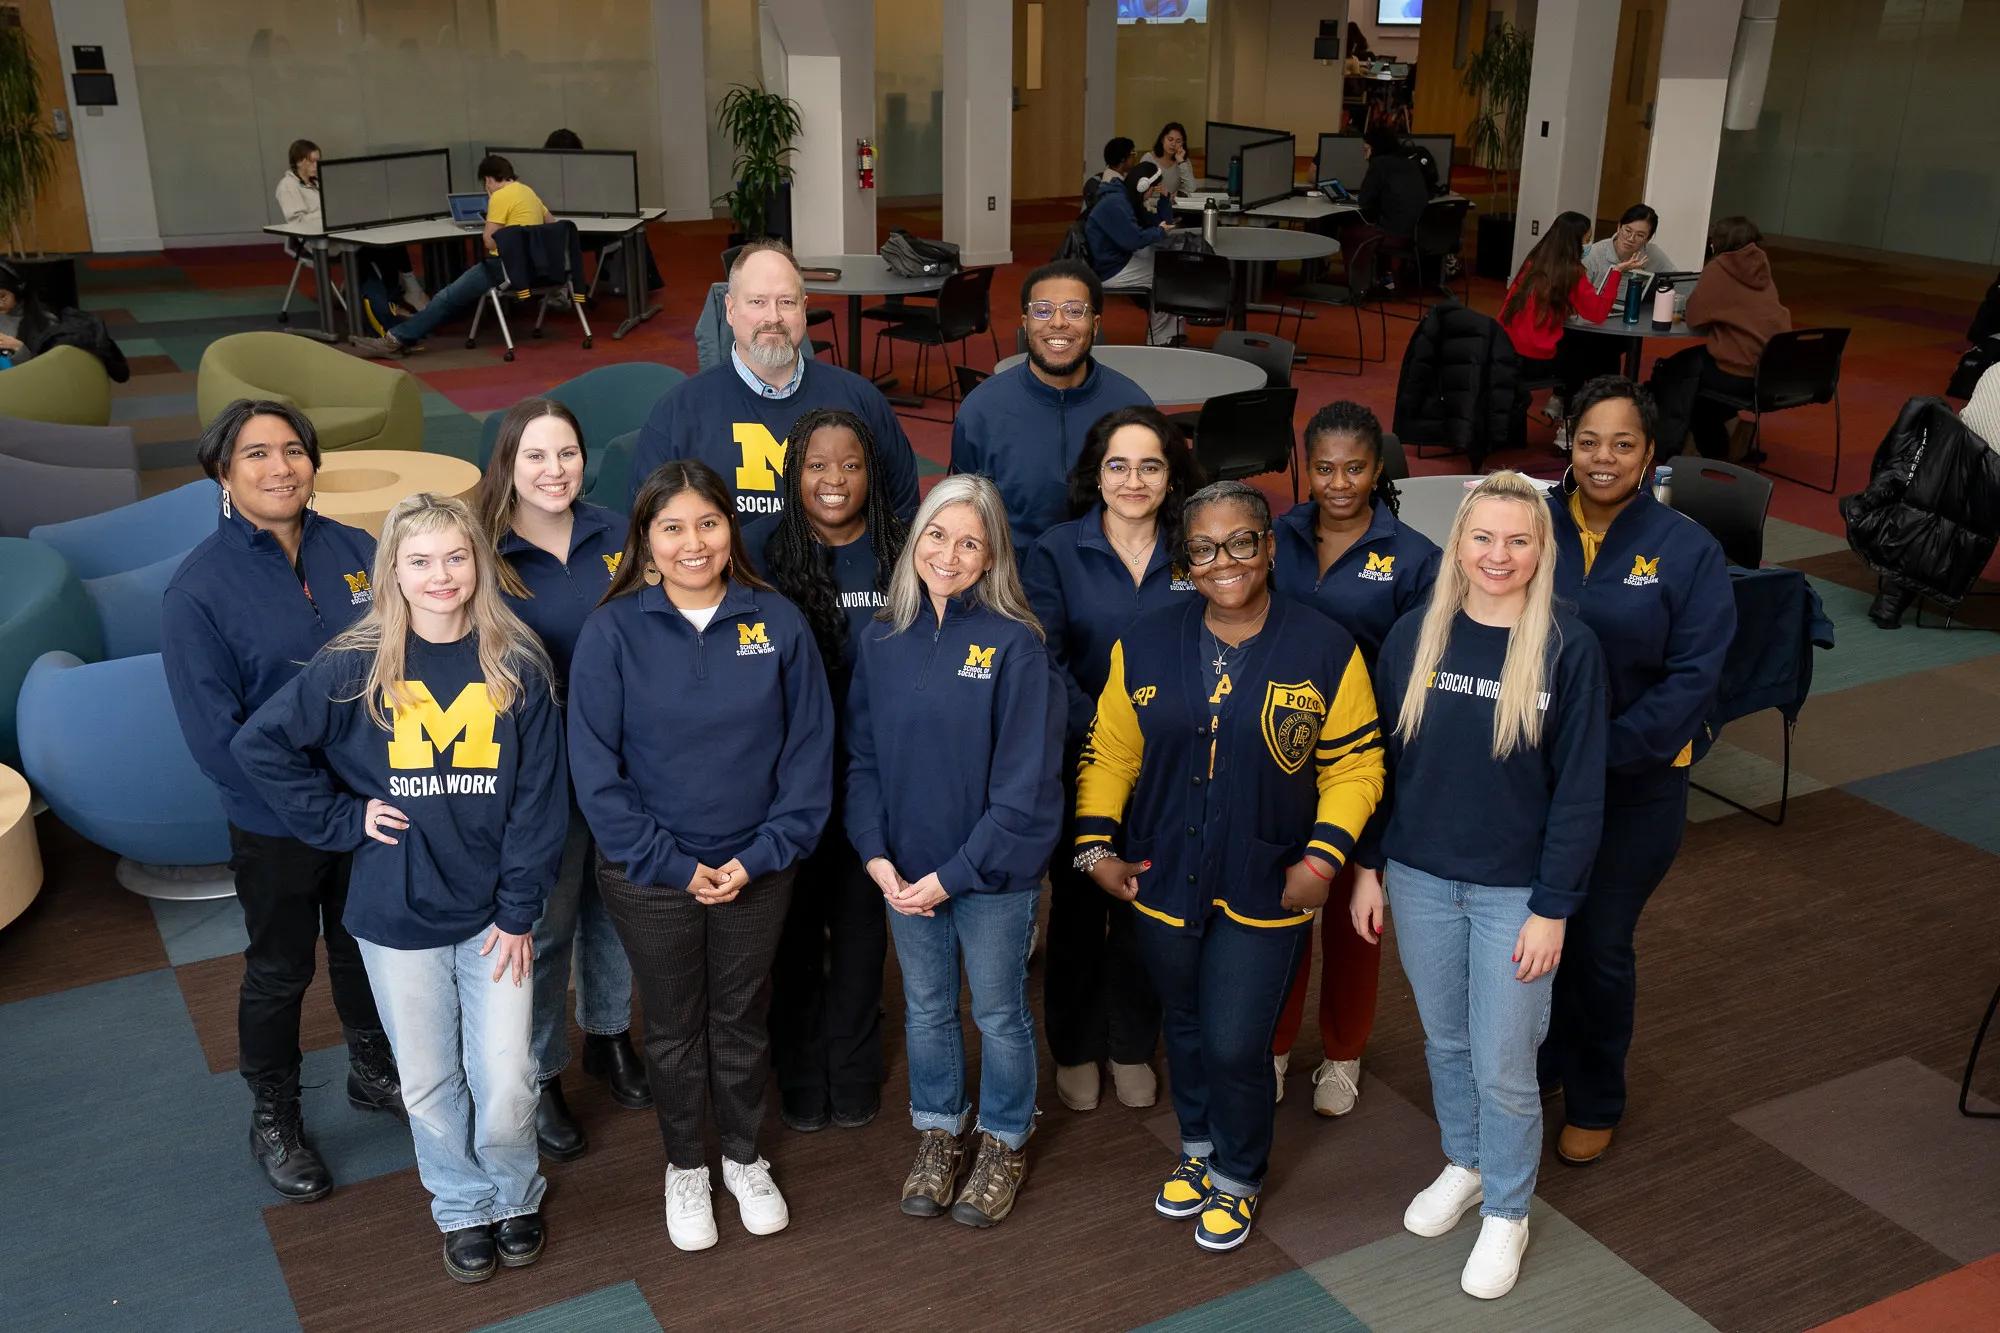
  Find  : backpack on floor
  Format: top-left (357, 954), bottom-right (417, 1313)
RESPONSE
top-left (880, 229), bottom-right (960, 280)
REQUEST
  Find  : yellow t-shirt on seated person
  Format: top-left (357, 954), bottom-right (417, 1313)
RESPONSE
top-left (485, 180), bottom-right (550, 231)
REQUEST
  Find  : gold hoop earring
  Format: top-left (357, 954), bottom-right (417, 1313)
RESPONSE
top-left (643, 562), bottom-right (663, 587)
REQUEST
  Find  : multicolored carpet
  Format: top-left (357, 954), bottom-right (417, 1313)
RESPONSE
top-left (4, 207), bottom-right (1997, 1332)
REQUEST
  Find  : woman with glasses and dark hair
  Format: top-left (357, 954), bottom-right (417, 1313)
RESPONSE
top-left (161, 400), bottom-right (402, 1206)
top-left (1141, 122), bottom-right (1192, 199)
top-left (1023, 404), bottom-right (1205, 1116)
top-left (275, 139), bottom-right (429, 323)
top-left (1499, 211), bottom-right (1648, 449)
top-left (1075, 479), bottom-right (1384, 1253)
top-left (1267, 401), bottom-right (1439, 1117)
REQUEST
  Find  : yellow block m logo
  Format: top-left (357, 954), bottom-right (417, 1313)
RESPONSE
top-left (739, 622), bottom-right (769, 646)
top-left (732, 423), bottom-right (787, 493)
top-left (387, 682), bottom-right (501, 770)
top-left (343, 572), bottom-right (370, 595)
top-left (964, 645), bottom-right (995, 670)
top-left (602, 552), bottom-right (622, 576)
top-left (1364, 552), bottom-right (1394, 574)
top-left (1630, 555), bottom-right (1660, 579)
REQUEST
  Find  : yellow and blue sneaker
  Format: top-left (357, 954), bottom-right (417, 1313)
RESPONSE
top-left (1154, 1155), bottom-right (1212, 1219)
top-left (1194, 1188), bottom-right (1259, 1252)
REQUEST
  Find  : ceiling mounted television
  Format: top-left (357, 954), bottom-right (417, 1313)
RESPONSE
top-left (1378, 0), bottom-right (1422, 24)
top-left (1117, 0), bottom-right (1209, 22)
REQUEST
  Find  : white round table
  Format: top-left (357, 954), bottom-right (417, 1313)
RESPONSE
top-left (993, 346), bottom-right (1266, 406)
top-left (0, 763), bottom-right (41, 930)
top-left (798, 254), bottom-right (949, 374)
top-left (1208, 227), bottom-right (1339, 331)
top-left (313, 450), bottom-right (482, 538)
top-left (1396, 473), bottom-right (1557, 547)
top-left (1563, 314), bottom-right (1702, 379)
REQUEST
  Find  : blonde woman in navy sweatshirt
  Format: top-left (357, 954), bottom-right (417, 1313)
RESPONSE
top-left (845, 474), bottom-right (1066, 1229)
top-left (1352, 471), bottom-right (1607, 1301)
top-left (566, 460), bottom-right (833, 1254)
top-left (232, 492), bottom-right (569, 1286)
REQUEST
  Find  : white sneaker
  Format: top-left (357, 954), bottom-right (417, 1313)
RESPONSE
top-left (1311, 1058), bottom-right (1361, 1117)
top-left (1273, 1050), bottom-right (1290, 1104)
top-left (399, 272), bottom-right (430, 312)
top-left (663, 1164), bottom-right (718, 1250)
top-left (721, 1156), bottom-right (790, 1236)
top-left (1403, 1163), bottom-right (1483, 1237)
top-left (1460, 1215), bottom-right (1530, 1299)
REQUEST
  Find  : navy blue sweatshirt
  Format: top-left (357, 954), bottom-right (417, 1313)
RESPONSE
top-left (630, 360), bottom-right (920, 523)
top-left (950, 359), bottom-right (1153, 550)
top-left (844, 598), bottom-right (1066, 894)
top-left (1548, 488), bottom-right (1734, 792)
top-left (1273, 499), bottom-right (1442, 666)
top-left (741, 515), bottom-right (890, 672)
top-left (162, 509), bottom-right (379, 837)
top-left (1084, 188), bottom-right (1166, 282)
top-left (1022, 505), bottom-right (1198, 745)
top-left (230, 632), bottom-right (569, 947)
top-left (495, 501), bottom-right (624, 686)
top-left (1364, 609), bottom-right (1609, 918)
top-left (568, 580), bottom-right (833, 890)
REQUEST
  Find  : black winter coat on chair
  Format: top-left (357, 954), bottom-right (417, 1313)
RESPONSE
top-left (1391, 301), bottom-right (1522, 468)
top-left (1840, 397), bottom-right (2000, 608)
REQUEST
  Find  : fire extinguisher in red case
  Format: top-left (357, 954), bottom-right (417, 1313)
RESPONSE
top-left (857, 139), bottom-right (876, 191)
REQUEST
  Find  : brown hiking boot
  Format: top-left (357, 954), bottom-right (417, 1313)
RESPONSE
top-left (899, 1129), bottom-right (965, 1217)
top-left (949, 1131), bottom-right (1028, 1228)
top-left (1556, 1124), bottom-right (1614, 1166)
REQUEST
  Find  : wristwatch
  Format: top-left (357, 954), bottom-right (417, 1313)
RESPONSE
top-left (1072, 845), bottom-right (1114, 874)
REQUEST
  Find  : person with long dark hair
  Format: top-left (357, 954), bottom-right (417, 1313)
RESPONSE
top-left (1498, 211), bottom-right (1645, 445)
top-left (275, 139), bottom-right (428, 323)
top-left (567, 460), bottom-right (833, 1251)
top-left (1268, 401), bottom-right (1439, 1117)
top-left (161, 400), bottom-right (402, 1205)
top-left (1141, 122), bottom-right (1192, 199)
top-left (1649, 215), bottom-right (1790, 458)
top-left (745, 407), bottom-right (909, 1132)
top-left (1024, 404), bottom-right (1204, 1115)
top-left (473, 397), bottom-right (650, 1163)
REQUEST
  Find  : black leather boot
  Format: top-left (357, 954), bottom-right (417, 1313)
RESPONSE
top-left (1868, 577), bottom-right (1916, 629)
top-left (443, 1225), bottom-right (497, 1283)
top-left (496, 1212), bottom-right (546, 1267)
top-left (248, 1073), bottom-right (333, 1202)
top-left (582, 1031), bottom-right (653, 1110)
top-left (345, 1028), bottom-right (405, 1120)
top-left (536, 1080), bottom-right (587, 1161)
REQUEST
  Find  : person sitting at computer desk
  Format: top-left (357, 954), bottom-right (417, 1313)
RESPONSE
top-left (1087, 160), bottom-right (1179, 346)
top-left (1337, 130), bottom-right (1428, 292)
top-left (276, 139), bottom-right (430, 322)
top-left (349, 154), bottom-right (551, 360)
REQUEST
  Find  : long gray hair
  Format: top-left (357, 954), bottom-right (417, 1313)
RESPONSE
top-left (884, 475), bottom-right (1043, 638)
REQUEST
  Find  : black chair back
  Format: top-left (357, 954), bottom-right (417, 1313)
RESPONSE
top-left (1668, 457), bottom-right (1773, 568)
top-left (1213, 331), bottom-right (1296, 388)
top-left (955, 365), bottom-right (991, 401)
top-left (1345, 232), bottom-right (1385, 300)
top-left (1380, 430), bottom-right (1409, 482)
top-left (1192, 387), bottom-right (1298, 483)
top-left (1153, 250), bottom-right (1234, 325)
top-left (935, 267), bottom-right (994, 343)
top-left (1015, 326), bottom-right (1029, 355)
top-left (1413, 198), bottom-right (1470, 261)
top-left (721, 244), bottom-right (744, 278)
top-left (1756, 327), bottom-right (1849, 411)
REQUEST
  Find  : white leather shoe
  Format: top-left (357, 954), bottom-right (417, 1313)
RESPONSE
top-left (1403, 1163), bottom-right (1482, 1237)
top-left (1460, 1215), bottom-right (1530, 1299)
top-left (664, 1164), bottom-right (718, 1250)
top-left (722, 1156), bottom-right (790, 1236)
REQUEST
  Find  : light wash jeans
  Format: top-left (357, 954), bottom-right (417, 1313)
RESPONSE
top-left (1103, 247), bottom-right (1183, 346)
top-left (388, 257), bottom-right (499, 345)
top-left (885, 888), bottom-right (1039, 1150)
top-left (531, 813), bottom-right (634, 1083)
top-left (1385, 859), bottom-right (1554, 1221)
top-left (358, 933), bottom-right (546, 1233)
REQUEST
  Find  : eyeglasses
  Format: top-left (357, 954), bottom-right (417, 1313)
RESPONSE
top-left (1183, 528), bottom-right (1267, 566)
top-left (1101, 459), bottom-right (1168, 481)
top-left (1026, 300), bottom-right (1092, 322)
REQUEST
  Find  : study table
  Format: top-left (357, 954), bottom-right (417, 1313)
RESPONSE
top-left (994, 345), bottom-right (1265, 407)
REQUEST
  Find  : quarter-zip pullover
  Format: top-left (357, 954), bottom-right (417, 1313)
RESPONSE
top-left (1272, 498), bottom-right (1441, 666)
top-left (495, 500), bottom-right (623, 685)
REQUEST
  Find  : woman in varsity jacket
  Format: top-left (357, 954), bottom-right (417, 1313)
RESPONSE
top-left (1074, 479), bottom-right (1385, 1256)
top-left (233, 492), bottom-right (569, 1286)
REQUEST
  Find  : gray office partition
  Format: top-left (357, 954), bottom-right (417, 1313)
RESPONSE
top-left (1315, 134), bottom-right (1367, 189)
top-left (319, 149), bottom-right (453, 229)
top-left (485, 147), bottom-right (640, 216)
top-left (1238, 135), bottom-right (1297, 210)
top-left (1203, 121), bottom-right (1287, 187)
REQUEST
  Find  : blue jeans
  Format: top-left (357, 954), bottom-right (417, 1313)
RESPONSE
top-left (1135, 911), bottom-right (1306, 1197)
top-left (389, 256), bottom-right (498, 345)
top-left (885, 888), bottom-right (1038, 1150)
top-left (357, 934), bottom-right (546, 1233)
top-left (531, 814), bottom-right (635, 1083)
top-left (1386, 860), bottom-right (1553, 1220)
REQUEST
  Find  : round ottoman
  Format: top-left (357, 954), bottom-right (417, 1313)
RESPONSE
top-left (0, 537), bottom-right (105, 767)
top-left (0, 764), bottom-right (42, 929)
top-left (312, 450), bottom-right (483, 537)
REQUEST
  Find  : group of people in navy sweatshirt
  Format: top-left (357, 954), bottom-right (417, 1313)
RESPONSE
top-left (159, 236), bottom-right (1733, 1300)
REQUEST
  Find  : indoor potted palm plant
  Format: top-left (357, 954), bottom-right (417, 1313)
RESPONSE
top-left (0, 15), bottom-right (74, 307)
top-left (1462, 20), bottom-right (1533, 280)
top-left (714, 83), bottom-right (803, 246)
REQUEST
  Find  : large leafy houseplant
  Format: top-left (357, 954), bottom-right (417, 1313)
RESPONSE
top-left (1461, 20), bottom-right (1533, 220)
top-left (714, 84), bottom-right (803, 240)
top-left (0, 16), bottom-right (61, 257)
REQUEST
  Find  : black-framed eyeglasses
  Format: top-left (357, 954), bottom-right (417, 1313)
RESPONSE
top-left (1183, 528), bottom-right (1267, 566)
top-left (1101, 459), bottom-right (1168, 481)
top-left (1026, 300), bottom-right (1092, 322)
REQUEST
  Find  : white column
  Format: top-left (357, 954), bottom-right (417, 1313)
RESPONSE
top-left (941, 0), bottom-right (1011, 267)
top-left (1642, 0), bottom-right (1746, 267)
top-left (654, 0), bottom-right (713, 220)
top-left (1511, 0), bottom-right (1620, 271)
top-left (762, 0), bottom-right (876, 255)
top-left (49, 0), bottom-right (161, 252)
top-left (1083, 0), bottom-right (1118, 186)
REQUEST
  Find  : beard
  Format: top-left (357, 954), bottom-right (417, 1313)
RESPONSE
top-left (1027, 334), bottom-right (1089, 378)
top-left (743, 328), bottom-right (799, 370)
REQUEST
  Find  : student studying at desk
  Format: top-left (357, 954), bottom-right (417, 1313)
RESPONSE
top-left (349, 155), bottom-right (550, 360)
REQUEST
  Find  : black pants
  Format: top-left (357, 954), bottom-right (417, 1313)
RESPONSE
top-left (229, 824), bottom-right (381, 1084)
top-left (598, 852), bottom-right (795, 1167)
top-left (1537, 775), bottom-right (1689, 1128)
top-left (1042, 850), bottom-right (1160, 1068)
top-left (768, 835), bottom-right (886, 1110)
top-left (1651, 345), bottom-right (1755, 458)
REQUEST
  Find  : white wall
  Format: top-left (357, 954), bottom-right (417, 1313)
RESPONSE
top-left (655, 0), bottom-right (714, 220)
top-left (1641, 0), bottom-right (1743, 268)
top-left (941, 0), bottom-right (1011, 265)
top-left (1512, 0), bottom-right (1618, 268)
top-left (1084, 0), bottom-right (1118, 185)
top-left (764, 0), bottom-right (876, 254)
top-left (50, 0), bottom-right (160, 252)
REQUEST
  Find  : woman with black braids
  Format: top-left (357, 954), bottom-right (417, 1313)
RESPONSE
top-left (1268, 401), bottom-right (1441, 1119)
top-left (744, 407), bottom-right (910, 1131)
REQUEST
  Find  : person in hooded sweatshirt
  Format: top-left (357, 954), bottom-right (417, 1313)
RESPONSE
top-left (1087, 159), bottom-right (1182, 345)
top-left (1539, 376), bottom-right (1733, 1169)
top-left (951, 259), bottom-right (1153, 551)
top-left (161, 400), bottom-right (402, 1207)
top-left (232, 492), bottom-right (569, 1286)
top-left (1648, 215), bottom-right (1790, 458)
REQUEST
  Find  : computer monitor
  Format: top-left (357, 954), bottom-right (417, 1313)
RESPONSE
top-left (1315, 134), bottom-right (1367, 190)
top-left (446, 192), bottom-right (488, 224)
top-left (1238, 134), bottom-right (1296, 210)
top-left (1203, 120), bottom-right (1286, 187)
top-left (1408, 135), bottom-right (1455, 187)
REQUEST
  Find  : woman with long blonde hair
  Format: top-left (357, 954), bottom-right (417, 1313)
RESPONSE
top-left (233, 492), bottom-right (569, 1285)
top-left (1347, 471), bottom-right (1608, 1301)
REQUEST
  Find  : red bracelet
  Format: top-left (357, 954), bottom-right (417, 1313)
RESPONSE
top-left (1303, 857), bottom-right (1334, 881)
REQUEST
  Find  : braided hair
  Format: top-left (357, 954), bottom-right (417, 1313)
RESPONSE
top-left (1303, 400), bottom-right (1401, 515)
top-left (762, 407), bottom-right (909, 670)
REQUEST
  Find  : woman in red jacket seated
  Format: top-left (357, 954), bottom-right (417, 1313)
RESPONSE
top-left (1498, 212), bottom-right (1645, 447)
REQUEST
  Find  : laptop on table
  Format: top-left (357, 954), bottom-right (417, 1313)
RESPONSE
top-left (446, 192), bottom-right (488, 228)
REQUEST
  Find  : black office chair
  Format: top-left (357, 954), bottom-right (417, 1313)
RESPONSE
top-left (465, 221), bottom-right (592, 363)
top-left (1696, 327), bottom-right (1850, 494)
top-left (954, 365), bottom-right (991, 402)
top-left (1189, 387), bottom-right (1300, 501)
top-left (720, 244), bottom-right (839, 360)
top-left (1408, 197), bottom-right (1471, 314)
top-left (1212, 331), bottom-right (1296, 388)
top-left (1151, 250), bottom-right (1234, 337)
top-left (1015, 326), bottom-right (1029, 356)
top-left (1666, 457), bottom-right (1774, 569)
top-left (1279, 232), bottom-right (1388, 373)
top-left (870, 266), bottom-right (996, 420)
top-left (1961, 980), bottom-right (2000, 1119)
top-left (1380, 430), bottom-right (1409, 482)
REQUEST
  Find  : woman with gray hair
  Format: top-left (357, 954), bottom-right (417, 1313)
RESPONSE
top-left (843, 474), bottom-right (1068, 1229)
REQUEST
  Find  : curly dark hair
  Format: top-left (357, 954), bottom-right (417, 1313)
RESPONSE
top-left (1303, 400), bottom-right (1401, 515)
top-left (1566, 374), bottom-right (1660, 445)
top-left (1065, 404), bottom-right (1206, 550)
top-left (761, 407), bottom-right (909, 670)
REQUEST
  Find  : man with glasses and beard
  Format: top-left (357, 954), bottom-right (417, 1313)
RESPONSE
top-left (631, 241), bottom-right (920, 522)
top-left (951, 260), bottom-right (1154, 551)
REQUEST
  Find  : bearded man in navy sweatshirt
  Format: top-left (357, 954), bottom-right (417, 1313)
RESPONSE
top-left (631, 241), bottom-right (921, 523)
